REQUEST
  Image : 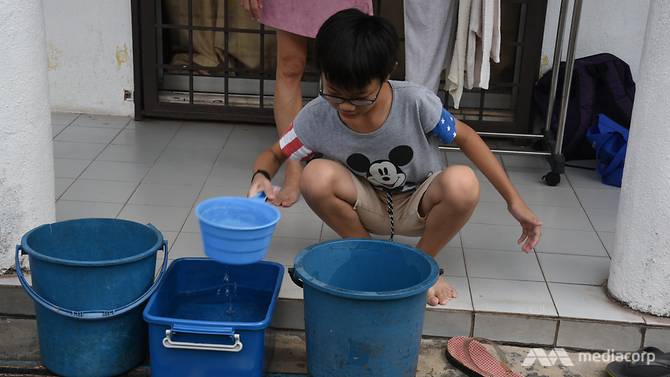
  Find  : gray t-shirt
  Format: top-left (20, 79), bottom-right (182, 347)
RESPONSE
top-left (279, 80), bottom-right (457, 193)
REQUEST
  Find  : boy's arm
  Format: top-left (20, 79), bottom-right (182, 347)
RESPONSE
top-left (453, 120), bottom-right (542, 252)
top-left (248, 142), bottom-right (287, 202)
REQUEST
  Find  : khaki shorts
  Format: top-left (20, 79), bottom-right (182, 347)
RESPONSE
top-left (350, 171), bottom-right (439, 237)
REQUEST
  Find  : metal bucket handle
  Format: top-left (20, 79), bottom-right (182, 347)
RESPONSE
top-left (15, 224), bottom-right (170, 320)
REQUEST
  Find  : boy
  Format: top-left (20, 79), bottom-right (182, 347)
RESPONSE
top-left (248, 9), bottom-right (542, 306)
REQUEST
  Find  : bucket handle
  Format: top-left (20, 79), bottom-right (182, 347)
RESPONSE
top-left (15, 235), bottom-right (169, 320)
top-left (288, 267), bottom-right (303, 288)
top-left (163, 324), bottom-right (243, 352)
top-left (249, 191), bottom-right (267, 202)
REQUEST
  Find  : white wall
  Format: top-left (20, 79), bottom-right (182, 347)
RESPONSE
top-left (43, 0), bottom-right (134, 116)
top-left (1, 0), bottom-right (55, 272)
top-left (41, 0), bottom-right (649, 116)
top-left (541, 0), bottom-right (650, 80)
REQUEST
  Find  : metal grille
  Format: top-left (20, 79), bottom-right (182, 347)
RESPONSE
top-left (132, 0), bottom-right (546, 133)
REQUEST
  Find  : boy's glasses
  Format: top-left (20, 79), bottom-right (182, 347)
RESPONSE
top-left (319, 81), bottom-right (384, 107)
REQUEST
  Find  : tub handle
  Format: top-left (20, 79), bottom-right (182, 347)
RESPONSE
top-left (163, 328), bottom-right (243, 352)
top-left (288, 267), bottom-right (303, 288)
top-left (15, 238), bottom-right (169, 320)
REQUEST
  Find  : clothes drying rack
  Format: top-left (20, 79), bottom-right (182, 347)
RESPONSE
top-left (439, 0), bottom-right (583, 186)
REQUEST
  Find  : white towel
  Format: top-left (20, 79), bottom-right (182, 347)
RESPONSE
top-left (404, 0), bottom-right (458, 93)
top-left (465, 0), bottom-right (501, 90)
top-left (446, 0), bottom-right (472, 108)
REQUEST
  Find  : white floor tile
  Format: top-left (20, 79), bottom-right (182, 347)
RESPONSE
top-left (55, 126), bottom-right (120, 144)
top-left (461, 223), bottom-right (523, 252)
top-left (71, 114), bottom-right (130, 129)
top-left (505, 167), bottom-right (562, 187)
top-left (501, 155), bottom-right (550, 170)
top-left (469, 202), bottom-right (518, 226)
top-left (566, 167), bottom-right (617, 190)
top-left (62, 179), bottom-right (138, 203)
top-left (169, 232), bottom-right (205, 259)
top-left (142, 163), bottom-right (211, 186)
top-left (644, 328), bottom-right (670, 350)
top-left (206, 165), bottom-right (254, 187)
top-left (473, 313), bottom-right (557, 345)
top-left (557, 320), bottom-right (643, 351)
top-left (427, 276), bottom-right (472, 311)
top-left (598, 232), bottom-right (616, 256)
top-left (585, 207), bottom-right (618, 232)
top-left (52, 124), bottom-right (67, 137)
top-left (537, 253), bottom-right (610, 285)
top-left (129, 183), bottom-right (201, 207)
top-left (465, 249), bottom-right (544, 281)
top-left (168, 123), bottom-right (233, 149)
top-left (574, 187), bottom-right (620, 210)
top-left (111, 128), bottom-right (176, 148)
top-left (97, 144), bottom-right (163, 164)
top-left (182, 209), bottom-right (200, 233)
top-left (157, 147), bottom-right (221, 166)
top-left (265, 236), bottom-right (318, 266)
top-left (81, 161), bottom-right (151, 183)
top-left (535, 228), bottom-right (608, 257)
top-left (54, 158), bottom-right (90, 178)
top-left (55, 178), bottom-right (74, 199)
top-left (56, 200), bottom-right (123, 221)
top-left (53, 141), bottom-right (106, 160)
top-left (530, 204), bottom-right (594, 231)
top-left (515, 184), bottom-right (581, 207)
top-left (548, 283), bottom-right (644, 323)
top-left (434, 247), bottom-right (467, 277)
top-left (423, 310), bottom-right (473, 338)
top-left (469, 278), bottom-right (557, 316)
top-left (127, 119), bottom-right (182, 130)
top-left (51, 112), bottom-right (79, 125)
top-left (118, 204), bottom-right (190, 232)
top-left (274, 211), bottom-right (323, 240)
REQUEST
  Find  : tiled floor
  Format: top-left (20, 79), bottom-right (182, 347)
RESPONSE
top-left (44, 113), bottom-right (669, 350)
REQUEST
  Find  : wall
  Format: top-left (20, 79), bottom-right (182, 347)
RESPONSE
top-left (41, 0), bottom-right (650, 116)
top-left (1, 0), bottom-right (55, 272)
top-left (541, 0), bottom-right (650, 80)
top-left (43, 0), bottom-right (134, 116)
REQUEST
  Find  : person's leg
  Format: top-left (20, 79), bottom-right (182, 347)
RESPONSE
top-left (417, 165), bottom-right (480, 306)
top-left (300, 159), bottom-right (370, 238)
top-left (273, 30), bottom-right (308, 207)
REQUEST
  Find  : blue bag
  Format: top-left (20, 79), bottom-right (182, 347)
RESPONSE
top-left (586, 114), bottom-right (629, 187)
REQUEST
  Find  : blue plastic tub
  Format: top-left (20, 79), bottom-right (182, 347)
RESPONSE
top-left (290, 239), bottom-right (439, 377)
top-left (196, 194), bottom-right (281, 264)
top-left (144, 258), bottom-right (284, 377)
top-left (16, 218), bottom-right (168, 377)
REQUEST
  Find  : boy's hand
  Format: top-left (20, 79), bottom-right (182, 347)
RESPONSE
top-left (248, 173), bottom-right (277, 203)
top-left (508, 200), bottom-right (542, 253)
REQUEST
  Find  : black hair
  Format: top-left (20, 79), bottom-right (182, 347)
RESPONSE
top-left (315, 8), bottom-right (399, 92)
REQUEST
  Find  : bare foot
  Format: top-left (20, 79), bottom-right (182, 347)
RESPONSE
top-left (427, 278), bottom-right (457, 306)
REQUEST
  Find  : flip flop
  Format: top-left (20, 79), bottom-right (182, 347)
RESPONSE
top-left (446, 336), bottom-right (523, 377)
top-left (607, 347), bottom-right (670, 377)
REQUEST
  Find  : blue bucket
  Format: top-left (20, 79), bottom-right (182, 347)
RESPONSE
top-left (195, 193), bottom-right (281, 264)
top-left (290, 239), bottom-right (439, 377)
top-left (144, 258), bottom-right (284, 377)
top-left (16, 218), bottom-right (169, 377)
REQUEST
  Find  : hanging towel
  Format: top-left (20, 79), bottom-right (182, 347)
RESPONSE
top-left (446, 0), bottom-right (472, 108)
top-left (465, 0), bottom-right (501, 90)
top-left (404, 0), bottom-right (458, 93)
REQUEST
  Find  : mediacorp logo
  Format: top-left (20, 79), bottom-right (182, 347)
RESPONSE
top-left (522, 348), bottom-right (574, 367)
top-left (522, 348), bottom-right (657, 367)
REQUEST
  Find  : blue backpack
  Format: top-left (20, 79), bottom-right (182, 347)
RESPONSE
top-left (586, 114), bottom-right (629, 187)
